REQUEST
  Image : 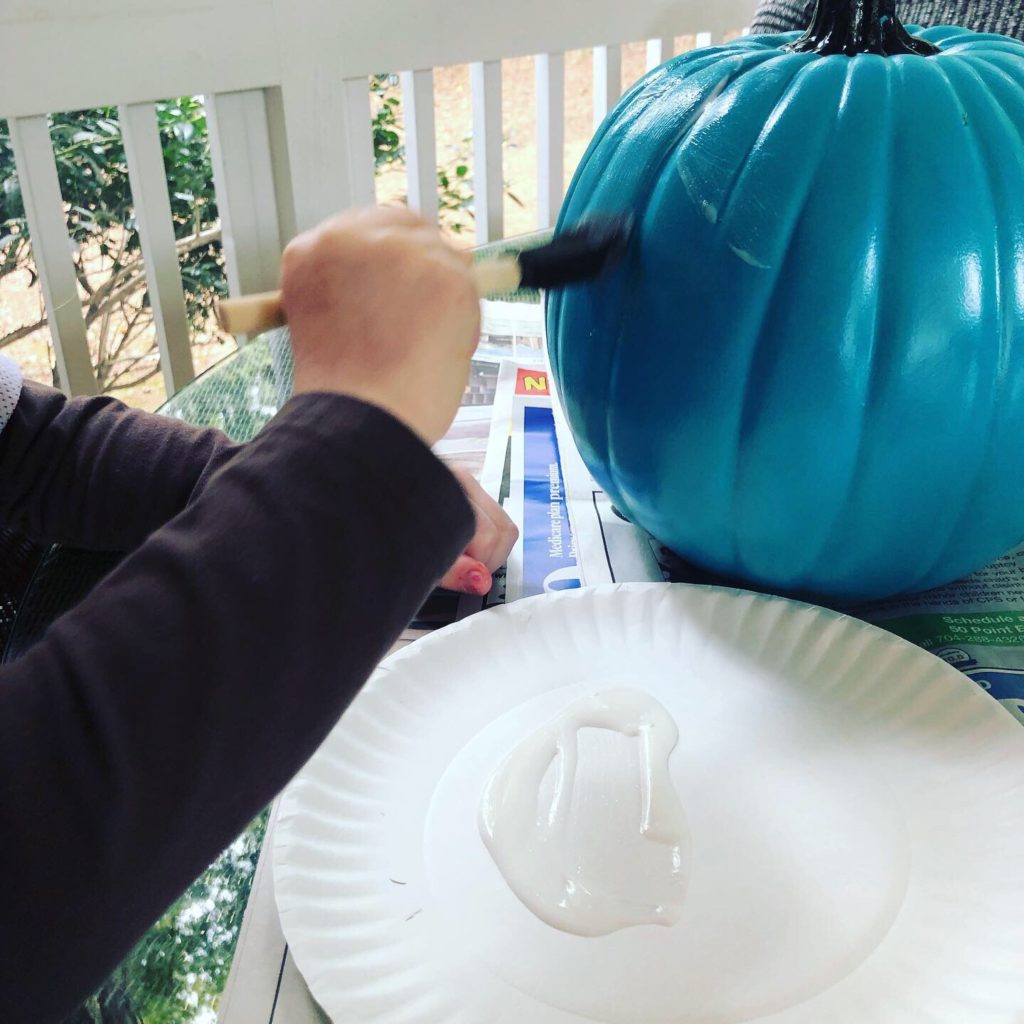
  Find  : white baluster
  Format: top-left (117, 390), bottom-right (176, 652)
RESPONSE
top-left (592, 45), bottom-right (622, 129)
top-left (400, 68), bottom-right (438, 221)
top-left (646, 37), bottom-right (675, 71)
top-left (342, 77), bottom-right (377, 208)
top-left (278, 64), bottom-right (364, 232)
top-left (263, 86), bottom-right (298, 245)
top-left (120, 101), bottom-right (195, 392)
top-left (207, 89), bottom-right (286, 305)
top-left (8, 115), bottom-right (97, 396)
top-left (535, 52), bottom-right (564, 230)
top-left (470, 60), bottom-right (504, 244)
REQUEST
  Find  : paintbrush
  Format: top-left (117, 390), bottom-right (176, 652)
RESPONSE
top-left (214, 214), bottom-right (632, 336)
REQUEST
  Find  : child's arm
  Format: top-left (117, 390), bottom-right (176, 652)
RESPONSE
top-left (0, 207), bottom-right (481, 1023)
top-left (0, 361), bottom-right (241, 551)
top-left (0, 390), bottom-right (474, 1024)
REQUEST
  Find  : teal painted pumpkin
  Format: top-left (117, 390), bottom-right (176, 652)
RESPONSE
top-left (546, 0), bottom-right (1024, 602)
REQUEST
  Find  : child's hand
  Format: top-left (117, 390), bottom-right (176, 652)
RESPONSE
top-left (282, 206), bottom-right (480, 445)
top-left (439, 468), bottom-right (519, 595)
top-left (281, 207), bottom-right (516, 595)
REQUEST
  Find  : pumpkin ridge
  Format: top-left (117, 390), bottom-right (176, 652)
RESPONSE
top-left (709, 57), bottom-right (833, 272)
top-left (548, 67), bottom-right (657, 476)
top-left (709, 62), bottom-right (846, 576)
top-left (556, 46), bottom-right (766, 235)
top-left (823, 47), bottom-right (1024, 598)
top-left (958, 52), bottom-right (1020, 78)
top-left (745, 56), bottom-right (897, 585)
top-left (599, 56), bottom-right (768, 513)
top-left (965, 51), bottom-right (1024, 93)
top-left (902, 55), bottom-right (1022, 591)
top-left (806, 54), bottom-right (991, 598)
top-left (937, 33), bottom-right (1024, 59)
top-left (682, 52), bottom-right (811, 238)
top-left (910, 24), bottom-right (965, 47)
top-left (553, 42), bottom-right (776, 244)
top-left (596, 52), bottom-right (808, 521)
top-left (549, 49), bottom-right (765, 476)
top-left (802, 61), bottom-right (892, 593)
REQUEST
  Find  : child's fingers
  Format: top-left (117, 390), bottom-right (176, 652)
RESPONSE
top-left (439, 553), bottom-right (493, 595)
top-left (453, 468), bottom-right (519, 572)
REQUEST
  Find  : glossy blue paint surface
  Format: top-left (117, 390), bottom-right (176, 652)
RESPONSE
top-left (547, 26), bottom-right (1024, 601)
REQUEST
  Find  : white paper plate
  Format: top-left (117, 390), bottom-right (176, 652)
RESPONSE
top-left (274, 584), bottom-right (1024, 1023)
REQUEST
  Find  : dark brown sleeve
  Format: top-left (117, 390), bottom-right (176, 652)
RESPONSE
top-left (0, 380), bottom-right (240, 550)
top-left (0, 392), bottom-right (475, 1024)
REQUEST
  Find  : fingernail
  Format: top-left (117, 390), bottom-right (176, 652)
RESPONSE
top-left (467, 568), bottom-right (490, 593)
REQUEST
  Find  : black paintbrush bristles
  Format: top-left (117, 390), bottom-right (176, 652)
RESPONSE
top-left (517, 214), bottom-right (633, 290)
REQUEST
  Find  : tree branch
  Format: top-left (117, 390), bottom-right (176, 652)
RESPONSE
top-left (86, 228), bottom-right (138, 309)
top-left (0, 316), bottom-right (50, 349)
top-left (105, 325), bottom-right (160, 390)
top-left (73, 255), bottom-right (96, 298)
top-left (96, 273), bottom-right (147, 321)
top-left (88, 257), bottom-right (145, 312)
top-left (114, 224), bottom-right (130, 264)
top-left (0, 237), bottom-right (31, 279)
top-left (176, 224), bottom-right (222, 258)
top-left (107, 361), bottom-right (161, 392)
top-left (1, 223), bottom-right (223, 361)
top-left (96, 303), bottom-right (114, 374)
top-left (86, 224), bottom-right (220, 312)
top-left (109, 302), bottom-right (146, 361)
top-left (51, 136), bottom-right (125, 163)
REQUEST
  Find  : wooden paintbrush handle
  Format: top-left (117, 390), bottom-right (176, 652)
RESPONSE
top-left (469, 258), bottom-right (522, 297)
top-left (215, 257), bottom-right (522, 336)
top-left (215, 291), bottom-right (286, 335)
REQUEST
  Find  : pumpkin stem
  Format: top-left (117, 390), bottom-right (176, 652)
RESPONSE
top-left (786, 0), bottom-right (940, 56)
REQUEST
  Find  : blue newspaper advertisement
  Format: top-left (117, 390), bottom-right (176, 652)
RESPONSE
top-left (501, 362), bottom-right (582, 602)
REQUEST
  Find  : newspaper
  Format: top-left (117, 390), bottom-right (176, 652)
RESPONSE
top-left (490, 362), bottom-right (582, 602)
top-left (476, 299), bottom-right (546, 364)
top-left (852, 551), bottom-right (1024, 723)
top-left (442, 300), bottom-right (546, 619)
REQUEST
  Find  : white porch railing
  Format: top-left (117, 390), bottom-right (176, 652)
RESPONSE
top-left (1, 0), bottom-right (756, 398)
